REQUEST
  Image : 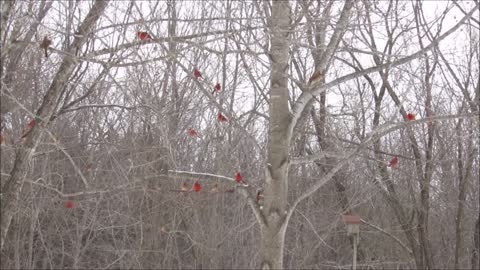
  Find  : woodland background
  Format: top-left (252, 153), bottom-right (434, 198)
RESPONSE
top-left (0, 0), bottom-right (479, 269)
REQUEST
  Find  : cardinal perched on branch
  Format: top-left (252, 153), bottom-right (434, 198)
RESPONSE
top-left (212, 83), bottom-right (221, 94)
top-left (193, 181), bottom-right (201, 192)
top-left (388, 156), bottom-right (399, 168)
top-left (187, 128), bottom-right (198, 137)
top-left (40, 36), bottom-right (52, 58)
top-left (137, 31), bottom-right (152, 41)
top-left (217, 113), bottom-right (228, 123)
top-left (406, 113), bottom-right (416, 121)
top-left (193, 68), bottom-right (202, 79)
top-left (308, 69), bottom-right (324, 84)
top-left (64, 201), bottom-right (74, 209)
top-left (235, 172), bottom-right (242, 183)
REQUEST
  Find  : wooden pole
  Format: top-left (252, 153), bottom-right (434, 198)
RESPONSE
top-left (353, 234), bottom-right (357, 270)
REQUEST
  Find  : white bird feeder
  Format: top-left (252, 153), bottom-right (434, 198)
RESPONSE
top-left (343, 214), bottom-right (361, 236)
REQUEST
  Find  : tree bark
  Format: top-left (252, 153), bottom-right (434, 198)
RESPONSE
top-left (472, 215), bottom-right (480, 270)
top-left (0, 0), bottom-right (109, 250)
top-left (260, 1), bottom-right (291, 268)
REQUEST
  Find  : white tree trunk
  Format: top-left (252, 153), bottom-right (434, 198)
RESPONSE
top-left (260, 1), bottom-right (291, 269)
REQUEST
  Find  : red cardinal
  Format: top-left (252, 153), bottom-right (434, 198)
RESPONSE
top-left (137, 31), bottom-right (152, 41)
top-left (187, 128), bottom-right (198, 137)
top-left (212, 83), bottom-right (221, 94)
top-left (21, 119), bottom-right (36, 138)
top-left (193, 68), bottom-right (202, 79)
top-left (217, 113), bottom-right (228, 123)
top-left (388, 156), bottom-right (399, 168)
top-left (235, 172), bottom-right (242, 183)
top-left (193, 181), bottom-right (201, 192)
top-left (406, 113), bottom-right (415, 121)
top-left (64, 201), bottom-right (74, 209)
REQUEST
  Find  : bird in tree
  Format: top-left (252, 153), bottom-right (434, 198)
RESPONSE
top-left (187, 128), bottom-right (198, 137)
top-left (137, 31), bottom-right (152, 41)
top-left (388, 156), bottom-right (399, 168)
top-left (406, 113), bottom-right (416, 121)
top-left (211, 184), bottom-right (219, 193)
top-left (193, 181), bottom-right (201, 192)
top-left (308, 70), bottom-right (324, 84)
top-left (212, 83), bottom-right (221, 94)
top-left (39, 36), bottom-right (52, 58)
top-left (235, 172), bottom-right (242, 183)
top-left (193, 68), bottom-right (202, 79)
top-left (21, 119), bottom-right (36, 138)
top-left (64, 201), bottom-right (74, 209)
top-left (180, 183), bottom-right (189, 191)
top-left (217, 113), bottom-right (228, 123)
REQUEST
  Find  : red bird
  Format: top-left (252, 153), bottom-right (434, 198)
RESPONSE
top-left (64, 201), bottom-right (74, 209)
top-left (388, 156), bottom-right (399, 168)
top-left (187, 128), bottom-right (198, 137)
top-left (212, 83), bottom-right (221, 93)
top-left (193, 181), bottom-right (201, 192)
top-left (406, 113), bottom-right (415, 121)
top-left (137, 31), bottom-right (152, 41)
top-left (235, 172), bottom-right (242, 183)
top-left (217, 113), bottom-right (228, 123)
top-left (193, 69), bottom-right (202, 79)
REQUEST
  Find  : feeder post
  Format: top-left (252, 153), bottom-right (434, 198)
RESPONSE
top-left (342, 215), bottom-right (361, 270)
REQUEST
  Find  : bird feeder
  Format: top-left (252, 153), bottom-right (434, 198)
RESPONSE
top-left (342, 214), bottom-right (361, 236)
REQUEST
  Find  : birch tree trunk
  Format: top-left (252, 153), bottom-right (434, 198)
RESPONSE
top-left (260, 1), bottom-right (291, 269)
top-left (0, 0), bottom-right (109, 250)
